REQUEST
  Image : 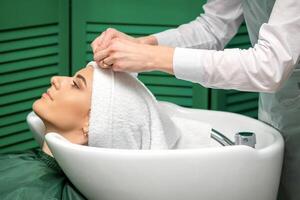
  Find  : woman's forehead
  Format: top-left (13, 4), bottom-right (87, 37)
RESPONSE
top-left (76, 65), bottom-right (94, 75)
top-left (86, 64), bottom-right (94, 69)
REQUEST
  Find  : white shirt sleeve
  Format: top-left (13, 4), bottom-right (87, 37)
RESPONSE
top-left (155, 0), bottom-right (300, 93)
top-left (153, 0), bottom-right (244, 50)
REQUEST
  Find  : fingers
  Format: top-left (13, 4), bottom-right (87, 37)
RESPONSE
top-left (98, 60), bottom-right (111, 69)
top-left (93, 37), bottom-right (124, 63)
top-left (103, 53), bottom-right (118, 66)
top-left (91, 33), bottom-right (105, 54)
top-left (93, 47), bottom-right (110, 62)
top-left (96, 52), bottom-right (119, 69)
top-left (95, 28), bottom-right (118, 53)
top-left (92, 34), bottom-right (136, 71)
top-left (101, 33), bottom-right (118, 52)
top-left (91, 28), bottom-right (112, 54)
top-left (91, 28), bottom-right (135, 55)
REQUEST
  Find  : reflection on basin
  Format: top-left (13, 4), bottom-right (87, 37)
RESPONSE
top-left (27, 101), bottom-right (284, 200)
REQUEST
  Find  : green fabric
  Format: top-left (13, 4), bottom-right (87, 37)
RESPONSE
top-left (0, 148), bottom-right (87, 200)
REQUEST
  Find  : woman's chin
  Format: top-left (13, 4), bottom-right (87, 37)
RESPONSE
top-left (32, 98), bottom-right (47, 120)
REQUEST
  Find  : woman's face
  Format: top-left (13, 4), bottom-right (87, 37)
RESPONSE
top-left (33, 65), bottom-right (94, 133)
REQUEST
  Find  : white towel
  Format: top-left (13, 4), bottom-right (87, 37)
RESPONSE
top-left (87, 61), bottom-right (181, 149)
top-left (171, 117), bottom-right (212, 149)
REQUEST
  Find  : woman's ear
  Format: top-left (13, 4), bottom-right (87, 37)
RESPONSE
top-left (83, 121), bottom-right (89, 134)
top-left (82, 109), bottom-right (91, 136)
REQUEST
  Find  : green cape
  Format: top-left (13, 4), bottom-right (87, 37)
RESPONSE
top-left (0, 148), bottom-right (87, 200)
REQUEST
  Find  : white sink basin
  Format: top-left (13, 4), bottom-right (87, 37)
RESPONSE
top-left (27, 101), bottom-right (284, 200)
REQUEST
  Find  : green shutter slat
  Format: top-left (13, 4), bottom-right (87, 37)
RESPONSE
top-left (0, 23), bottom-right (58, 42)
top-left (147, 85), bottom-right (192, 97)
top-left (0, 54), bottom-right (59, 74)
top-left (241, 110), bottom-right (258, 118)
top-left (211, 89), bottom-right (258, 118)
top-left (0, 121), bottom-right (28, 138)
top-left (0, 130), bottom-right (34, 148)
top-left (0, 139), bottom-right (38, 154)
top-left (0, 76), bottom-right (51, 96)
top-left (237, 24), bottom-right (249, 34)
top-left (0, 110), bottom-right (31, 127)
top-left (228, 34), bottom-right (251, 46)
top-left (226, 23), bottom-right (251, 48)
top-left (226, 92), bottom-right (259, 105)
top-left (0, 34), bottom-right (58, 53)
top-left (0, 99), bottom-right (35, 117)
top-left (227, 100), bottom-right (258, 113)
top-left (0, 65), bottom-right (58, 85)
top-left (0, 45), bottom-right (59, 63)
top-left (1, 86), bottom-right (48, 106)
top-left (228, 44), bottom-right (252, 49)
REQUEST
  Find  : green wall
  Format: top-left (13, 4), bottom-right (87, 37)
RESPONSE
top-left (0, 0), bottom-right (69, 153)
top-left (0, 0), bottom-right (258, 153)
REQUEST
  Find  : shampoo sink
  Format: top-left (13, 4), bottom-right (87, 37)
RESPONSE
top-left (27, 101), bottom-right (284, 200)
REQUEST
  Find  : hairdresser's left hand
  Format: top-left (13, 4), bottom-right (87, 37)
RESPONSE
top-left (93, 38), bottom-right (175, 74)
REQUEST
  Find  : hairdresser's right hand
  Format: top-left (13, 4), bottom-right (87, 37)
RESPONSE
top-left (91, 28), bottom-right (158, 55)
top-left (91, 28), bottom-right (137, 55)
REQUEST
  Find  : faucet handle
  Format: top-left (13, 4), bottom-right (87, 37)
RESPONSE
top-left (234, 132), bottom-right (256, 148)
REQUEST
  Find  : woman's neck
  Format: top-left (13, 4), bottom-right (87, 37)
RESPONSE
top-left (42, 125), bottom-right (59, 157)
top-left (42, 141), bottom-right (53, 157)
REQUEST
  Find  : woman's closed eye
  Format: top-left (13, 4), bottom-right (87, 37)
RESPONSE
top-left (72, 80), bottom-right (80, 89)
top-left (72, 73), bottom-right (87, 90)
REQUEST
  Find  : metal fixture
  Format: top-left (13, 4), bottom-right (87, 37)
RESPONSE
top-left (211, 129), bottom-right (256, 148)
top-left (211, 129), bottom-right (234, 146)
top-left (234, 132), bottom-right (256, 148)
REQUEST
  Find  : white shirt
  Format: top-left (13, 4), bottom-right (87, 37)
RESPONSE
top-left (153, 0), bottom-right (300, 93)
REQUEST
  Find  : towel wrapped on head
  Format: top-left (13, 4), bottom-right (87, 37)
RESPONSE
top-left (87, 61), bottom-right (181, 149)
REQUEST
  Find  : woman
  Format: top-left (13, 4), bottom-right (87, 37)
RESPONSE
top-left (0, 62), bottom-right (180, 199)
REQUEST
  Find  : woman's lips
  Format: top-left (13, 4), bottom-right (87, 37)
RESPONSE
top-left (42, 90), bottom-right (53, 101)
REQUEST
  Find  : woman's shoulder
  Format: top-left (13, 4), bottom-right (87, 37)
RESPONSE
top-left (0, 148), bottom-right (62, 172)
top-left (0, 148), bottom-right (87, 199)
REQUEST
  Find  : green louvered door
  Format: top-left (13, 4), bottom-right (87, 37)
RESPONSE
top-left (0, 0), bottom-right (69, 153)
top-left (72, 0), bottom-right (209, 109)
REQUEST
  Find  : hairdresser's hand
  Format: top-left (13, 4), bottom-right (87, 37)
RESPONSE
top-left (91, 28), bottom-right (158, 55)
top-left (93, 38), bottom-right (174, 74)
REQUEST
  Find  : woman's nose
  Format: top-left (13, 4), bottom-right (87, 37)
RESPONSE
top-left (50, 76), bottom-right (60, 90)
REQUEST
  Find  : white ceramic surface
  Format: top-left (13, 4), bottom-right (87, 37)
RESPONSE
top-left (27, 101), bottom-right (284, 200)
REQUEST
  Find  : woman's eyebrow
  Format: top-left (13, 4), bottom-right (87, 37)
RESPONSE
top-left (75, 74), bottom-right (87, 87)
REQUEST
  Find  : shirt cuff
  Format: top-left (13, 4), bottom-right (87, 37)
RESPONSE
top-left (173, 47), bottom-right (207, 85)
top-left (152, 29), bottom-right (181, 47)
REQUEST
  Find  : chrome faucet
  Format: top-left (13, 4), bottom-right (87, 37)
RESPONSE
top-left (211, 129), bottom-right (256, 148)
